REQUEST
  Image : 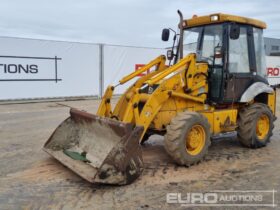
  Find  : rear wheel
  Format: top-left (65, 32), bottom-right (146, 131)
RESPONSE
top-left (237, 103), bottom-right (275, 148)
top-left (164, 111), bottom-right (211, 166)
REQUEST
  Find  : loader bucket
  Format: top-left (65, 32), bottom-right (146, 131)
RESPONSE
top-left (43, 108), bottom-right (144, 185)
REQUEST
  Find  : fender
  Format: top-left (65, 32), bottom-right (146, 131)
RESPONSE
top-left (240, 82), bottom-right (274, 103)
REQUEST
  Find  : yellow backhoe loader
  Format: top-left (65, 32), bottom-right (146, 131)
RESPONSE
top-left (43, 11), bottom-right (276, 185)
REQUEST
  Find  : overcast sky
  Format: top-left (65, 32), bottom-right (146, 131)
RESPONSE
top-left (0, 0), bottom-right (279, 48)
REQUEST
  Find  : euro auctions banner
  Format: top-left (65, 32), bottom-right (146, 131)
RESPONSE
top-left (266, 56), bottom-right (280, 86)
top-left (0, 55), bottom-right (61, 82)
top-left (0, 37), bottom-right (100, 100)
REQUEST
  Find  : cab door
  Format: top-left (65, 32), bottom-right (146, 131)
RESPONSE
top-left (198, 24), bottom-right (225, 103)
top-left (223, 24), bottom-right (255, 102)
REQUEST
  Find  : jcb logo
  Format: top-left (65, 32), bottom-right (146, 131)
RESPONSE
top-left (267, 67), bottom-right (280, 76)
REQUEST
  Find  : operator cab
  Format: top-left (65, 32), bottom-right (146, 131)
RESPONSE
top-left (162, 13), bottom-right (268, 104)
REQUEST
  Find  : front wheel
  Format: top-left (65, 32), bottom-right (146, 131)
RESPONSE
top-left (164, 111), bottom-right (211, 166)
top-left (237, 103), bottom-right (276, 148)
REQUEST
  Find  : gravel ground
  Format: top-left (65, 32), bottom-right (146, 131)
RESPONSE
top-left (0, 91), bottom-right (279, 210)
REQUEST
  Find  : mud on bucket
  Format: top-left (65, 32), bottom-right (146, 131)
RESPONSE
top-left (43, 108), bottom-right (144, 185)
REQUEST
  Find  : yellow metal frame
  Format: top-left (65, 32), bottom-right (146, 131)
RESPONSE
top-left (95, 13), bottom-right (274, 145)
top-left (96, 53), bottom-right (275, 142)
top-left (184, 13), bottom-right (266, 29)
top-left (97, 54), bottom-right (236, 141)
top-left (97, 52), bottom-right (278, 145)
top-left (97, 55), bottom-right (167, 117)
top-left (200, 109), bottom-right (238, 134)
top-left (268, 91), bottom-right (276, 115)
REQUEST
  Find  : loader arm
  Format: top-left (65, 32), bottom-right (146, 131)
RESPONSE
top-left (96, 55), bottom-right (167, 117)
top-left (134, 56), bottom-right (208, 141)
top-left (110, 53), bottom-right (207, 141)
top-left (100, 53), bottom-right (203, 122)
top-left (99, 53), bottom-right (206, 122)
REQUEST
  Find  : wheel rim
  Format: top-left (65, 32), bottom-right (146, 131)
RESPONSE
top-left (185, 124), bottom-right (206, 155)
top-left (256, 114), bottom-right (270, 141)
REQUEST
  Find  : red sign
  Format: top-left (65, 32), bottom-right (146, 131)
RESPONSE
top-left (135, 64), bottom-right (150, 76)
top-left (267, 67), bottom-right (280, 76)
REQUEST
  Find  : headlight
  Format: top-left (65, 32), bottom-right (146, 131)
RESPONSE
top-left (210, 15), bottom-right (219, 21)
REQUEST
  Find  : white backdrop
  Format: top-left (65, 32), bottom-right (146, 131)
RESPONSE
top-left (0, 37), bottom-right (279, 101)
top-left (0, 37), bottom-right (100, 100)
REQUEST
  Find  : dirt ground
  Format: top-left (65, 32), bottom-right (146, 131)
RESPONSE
top-left (0, 91), bottom-right (279, 210)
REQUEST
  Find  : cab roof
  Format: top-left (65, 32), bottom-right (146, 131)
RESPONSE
top-left (183, 13), bottom-right (266, 29)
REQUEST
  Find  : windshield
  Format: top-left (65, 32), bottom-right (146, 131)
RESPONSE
top-left (183, 24), bottom-right (223, 64)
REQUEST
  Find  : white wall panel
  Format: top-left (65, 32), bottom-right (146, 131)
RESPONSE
top-left (0, 37), bottom-right (100, 100)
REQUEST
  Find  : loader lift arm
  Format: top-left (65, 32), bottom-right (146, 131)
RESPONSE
top-left (97, 55), bottom-right (167, 117)
top-left (97, 53), bottom-right (208, 141)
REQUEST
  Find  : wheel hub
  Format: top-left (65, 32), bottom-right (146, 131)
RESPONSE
top-left (186, 125), bottom-right (205, 155)
top-left (256, 114), bottom-right (270, 140)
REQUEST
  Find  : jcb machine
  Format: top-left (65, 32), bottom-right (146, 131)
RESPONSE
top-left (44, 11), bottom-right (276, 185)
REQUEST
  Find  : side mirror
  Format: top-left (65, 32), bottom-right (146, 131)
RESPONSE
top-left (230, 23), bottom-right (240, 40)
top-left (166, 50), bottom-right (174, 60)
top-left (162, 28), bottom-right (170, 41)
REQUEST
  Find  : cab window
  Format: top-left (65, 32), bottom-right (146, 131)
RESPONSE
top-left (253, 27), bottom-right (266, 77)
top-left (229, 26), bottom-right (250, 73)
top-left (200, 25), bottom-right (223, 64)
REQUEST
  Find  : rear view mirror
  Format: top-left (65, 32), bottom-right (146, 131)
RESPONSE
top-left (162, 28), bottom-right (170, 41)
top-left (230, 23), bottom-right (240, 40)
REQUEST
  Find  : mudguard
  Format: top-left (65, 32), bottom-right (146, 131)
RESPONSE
top-left (240, 82), bottom-right (273, 103)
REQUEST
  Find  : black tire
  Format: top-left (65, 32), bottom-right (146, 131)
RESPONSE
top-left (164, 111), bottom-right (211, 166)
top-left (237, 103), bottom-right (276, 148)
